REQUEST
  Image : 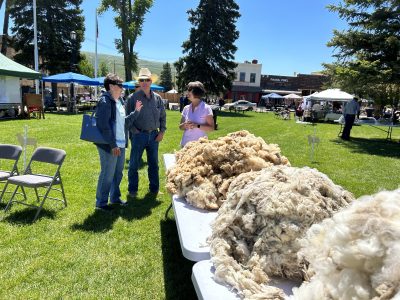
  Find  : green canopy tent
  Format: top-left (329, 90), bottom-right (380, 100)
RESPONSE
top-left (0, 53), bottom-right (41, 79)
top-left (0, 53), bottom-right (41, 118)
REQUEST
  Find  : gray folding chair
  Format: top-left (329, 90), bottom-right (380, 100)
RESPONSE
top-left (4, 147), bottom-right (67, 222)
top-left (0, 144), bottom-right (23, 203)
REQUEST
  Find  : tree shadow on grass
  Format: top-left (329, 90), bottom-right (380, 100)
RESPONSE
top-left (333, 137), bottom-right (400, 158)
top-left (1, 207), bottom-right (56, 224)
top-left (160, 218), bottom-right (196, 300)
top-left (71, 192), bottom-right (161, 233)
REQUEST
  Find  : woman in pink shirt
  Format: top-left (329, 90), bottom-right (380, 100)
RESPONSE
top-left (179, 81), bottom-right (214, 147)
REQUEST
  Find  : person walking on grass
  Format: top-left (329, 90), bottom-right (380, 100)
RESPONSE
top-left (125, 68), bottom-right (167, 198)
top-left (341, 97), bottom-right (360, 141)
top-left (95, 74), bottom-right (128, 211)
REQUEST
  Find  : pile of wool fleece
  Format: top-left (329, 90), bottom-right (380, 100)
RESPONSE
top-left (291, 189), bottom-right (400, 300)
top-left (209, 165), bottom-right (354, 299)
top-left (166, 130), bottom-right (290, 210)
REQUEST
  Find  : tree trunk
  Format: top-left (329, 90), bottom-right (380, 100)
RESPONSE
top-left (1, 0), bottom-right (10, 55)
top-left (120, 0), bottom-right (131, 81)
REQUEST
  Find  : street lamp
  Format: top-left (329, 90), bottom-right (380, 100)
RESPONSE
top-left (70, 31), bottom-right (77, 72)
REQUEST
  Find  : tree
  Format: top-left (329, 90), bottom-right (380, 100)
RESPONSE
top-left (1, 0), bottom-right (11, 55)
top-left (176, 0), bottom-right (240, 97)
top-left (159, 62), bottom-right (173, 91)
top-left (9, 0), bottom-right (84, 75)
top-left (99, 0), bottom-right (154, 82)
top-left (325, 0), bottom-right (400, 107)
top-left (99, 61), bottom-right (109, 76)
top-left (78, 54), bottom-right (94, 77)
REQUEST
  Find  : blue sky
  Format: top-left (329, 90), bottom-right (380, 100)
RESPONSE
top-left (2, 0), bottom-right (347, 76)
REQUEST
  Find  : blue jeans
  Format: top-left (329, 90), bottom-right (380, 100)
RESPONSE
top-left (128, 131), bottom-right (159, 193)
top-left (96, 146), bottom-right (125, 207)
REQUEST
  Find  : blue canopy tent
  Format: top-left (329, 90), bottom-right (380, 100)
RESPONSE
top-left (260, 92), bottom-right (284, 107)
top-left (93, 76), bottom-right (105, 86)
top-left (42, 72), bottom-right (99, 86)
top-left (122, 80), bottom-right (164, 91)
top-left (42, 72), bottom-right (99, 112)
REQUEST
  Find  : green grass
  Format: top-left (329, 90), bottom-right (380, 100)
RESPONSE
top-left (0, 110), bottom-right (399, 299)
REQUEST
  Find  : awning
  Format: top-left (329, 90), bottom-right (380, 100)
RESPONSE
top-left (0, 53), bottom-right (41, 80)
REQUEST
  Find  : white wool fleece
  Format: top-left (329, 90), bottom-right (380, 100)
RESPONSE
top-left (292, 189), bottom-right (400, 300)
top-left (166, 130), bottom-right (290, 210)
top-left (209, 165), bottom-right (354, 299)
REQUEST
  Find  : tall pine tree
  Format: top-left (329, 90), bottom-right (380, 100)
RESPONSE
top-left (325, 0), bottom-right (400, 106)
top-left (177, 0), bottom-right (240, 96)
top-left (159, 62), bottom-right (173, 91)
top-left (9, 0), bottom-right (84, 75)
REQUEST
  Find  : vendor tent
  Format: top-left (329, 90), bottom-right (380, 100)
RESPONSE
top-left (261, 92), bottom-right (283, 99)
top-left (1, 53), bottom-right (41, 113)
top-left (42, 72), bottom-right (98, 86)
top-left (0, 53), bottom-right (41, 79)
top-left (93, 76), bottom-right (105, 86)
top-left (283, 93), bottom-right (302, 100)
top-left (310, 89), bottom-right (354, 101)
top-left (166, 89), bottom-right (178, 94)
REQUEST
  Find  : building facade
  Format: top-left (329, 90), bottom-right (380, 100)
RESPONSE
top-left (225, 59), bottom-right (262, 102)
top-left (225, 58), bottom-right (328, 104)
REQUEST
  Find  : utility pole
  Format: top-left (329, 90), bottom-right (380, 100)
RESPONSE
top-left (33, 0), bottom-right (39, 94)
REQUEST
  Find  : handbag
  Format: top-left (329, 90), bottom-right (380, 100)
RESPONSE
top-left (80, 111), bottom-right (107, 144)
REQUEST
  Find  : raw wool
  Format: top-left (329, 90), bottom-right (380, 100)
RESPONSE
top-left (291, 189), bottom-right (400, 300)
top-left (209, 165), bottom-right (354, 299)
top-left (166, 130), bottom-right (290, 210)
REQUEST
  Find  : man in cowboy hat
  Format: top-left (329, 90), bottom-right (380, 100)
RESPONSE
top-left (125, 68), bottom-right (167, 198)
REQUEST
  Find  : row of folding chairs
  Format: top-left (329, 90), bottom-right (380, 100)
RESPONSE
top-left (0, 144), bottom-right (67, 222)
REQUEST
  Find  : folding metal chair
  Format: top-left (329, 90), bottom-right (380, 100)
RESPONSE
top-left (4, 147), bottom-right (67, 222)
top-left (0, 144), bottom-right (23, 203)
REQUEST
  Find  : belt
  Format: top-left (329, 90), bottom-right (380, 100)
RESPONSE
top-left (137, 128), bottom-right (157, 133)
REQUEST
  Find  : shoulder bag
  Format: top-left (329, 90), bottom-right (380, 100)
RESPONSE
top-left (80, 111), bottom-right (107, 144)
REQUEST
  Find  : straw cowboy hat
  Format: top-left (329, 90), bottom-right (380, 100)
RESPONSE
top-left (137, 68), bottom-right (152, 80)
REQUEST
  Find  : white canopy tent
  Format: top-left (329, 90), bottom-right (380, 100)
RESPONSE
top-left (310, 89), bottom-right (354, 101)
top-left (283, 93), bottom-right (302, 100)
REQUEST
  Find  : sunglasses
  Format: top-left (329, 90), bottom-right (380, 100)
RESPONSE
top-left (139, 79), bottom-right (151, 83)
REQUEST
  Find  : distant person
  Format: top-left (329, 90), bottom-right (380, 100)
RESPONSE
top-left (179, 81), bottom-right (214, 147)
top-left (341, 97), bottom-right (360, 141)
top-left (125, 68), bottom-right (167, 197)
top-left (179, 94), bottom-right (185, 112)
top-left (218, 97), bottom-right (225, 107)
top-left (95, 73), bottom-right (127, 211)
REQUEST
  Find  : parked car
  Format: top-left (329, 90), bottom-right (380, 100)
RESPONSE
top-left (223, 100), bottom-right (256, 111)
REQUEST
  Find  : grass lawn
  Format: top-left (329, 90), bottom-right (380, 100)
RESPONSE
top-left (0, 110), bottom-right (399, 299)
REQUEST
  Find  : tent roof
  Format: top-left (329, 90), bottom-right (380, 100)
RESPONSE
top-left (261, 92), bottom-right (284, 99)
top-left (310, 89), bottom-right (354, 101)
top-left (0, 53), bottom-right (41, 79)
top-left (283, 93), bottom-right (302, 99)
top-left (42, 72), bottom-right (98, 86)
top-left (123, 80), bottom-right (164, 91)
